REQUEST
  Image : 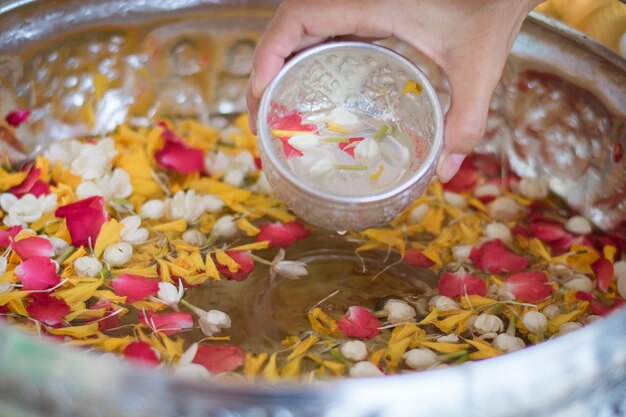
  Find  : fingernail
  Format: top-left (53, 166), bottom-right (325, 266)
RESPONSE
top-left (248, 113), bottom-right (257, 134)
top-left (437, 153), bottom-right (465, 183)
top-left (250, 69), bottom-right (262, 99)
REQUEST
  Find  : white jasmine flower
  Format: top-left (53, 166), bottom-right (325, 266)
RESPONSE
top-left (202, 195), bottom-right (224, 213)
top-left (70, 137), bottom-right (117, 180)
top-left (251, 172), bottom-right (275, 196)
top-left (165, 190), bottom-right (206, 224)
top-left (119, 215), bottom-right (149, 244)
top-left (47, 237), bottom-right (70, 256)
top-left (493, 333), bottom-right (525, 352)
top-left (340, 341), bottom-right (369, 362)
top-left (182, 229), bottom-right (206, 247)
top-left (565, 216), bottom-right (592, 235)
top-left (0, 256), bottom-right (7, 276)
top-left (443, 191), bottom-right (467, 209)
top-left (74, 256), bottom-right (103, 277)
top-left (615, 260), bottom-right (626, 299)
top-left (349, 361), bottom-right (383, 377)
top-left (522, 311), bottom-right (547, 334)
top-left (204, 151), bottom-right (231, 175)
top-left (473, 314), bottom-right (504, 335)
top-left (428, 295), bottom-right (459, 311)
top-left (542, 304), bottom-right (561, 319)
top-left (474, 183), bottom-right (501, 199)
top-left (517, 176), bottom-right (549, 200)
top-left (270, 249), bottom-right (307, 282)
top-left (140, 199), bottom-right (166, 220)
top-left (223, 168), bottom-right (245, 187)
top-left (484, 223), bottom-right (512, 243)
top-left (76, 168), bottom-right (133, 202)
top-left (403, 348), bottom-right (439, 370)
top-left (173, 343), bottom-right (212, 381)
top-left (76, 181), bottom-right (104, 200)
top-left (354, 138), bottom-right (380, 163)
top-left (558, 322), bottom-right (582, 335)
top-left (407, 203), bottom-right (429, 225)
top-left (327, 107), bottom-right (363, 131)
top-left (564, 275), bottom-right (594, 292)
top-left (44, 139), bottom-right (82, 166)
top-left (489, 196), bottom-right (522, 221)
top-left (103, 242), bottom-right (133, 267)
top-left (383, 299), bottom-right (416, 324)
top-left (288, 133), bottom-right (320, 151)
top-left (212, 215), bottom-right (238, 238)
top-left (437, 334), bottom-right (459, 343)
top-left (452, 245), bottom-right (473, 263)
top-left (156, 281), bottom-right (184, 308)
top-left (585, 315), bottom-right (602, 325)
top-left (198, 309), bottom-right (232, 337)
top-left (1, 193), bottom-right (57, 227)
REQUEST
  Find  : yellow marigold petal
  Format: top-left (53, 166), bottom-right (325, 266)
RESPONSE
top-left (65, 308), bottom-right (105, 322)
top-left (528, 238), bottom-right (552, 262)
top-left (369, 164), bottom-right (384, 181)
top-left (47, 322), bottom-right (100, 339)
top-left (102, 336), bottom-right (135, 352)
top-left (94, 290), bottom-right (127, 303)
top-left (56, 279), bottom-right (103, 306)
top-left (435, 310), bottom-right (473, 333)
top-left (160, 334), bottom-right (184, 361)
top-left (307, 307), bottom-right (339, 337)
top-left (287, 334), bottom-right (319, 361)
top-left (418, 308), bottom-right (439, 325)
top-left (548, 309), bottom-right (584, 333)
top-left (604, 245), bottom-right (617, 263)
top-left (401, 79), bottom-right (423, 95)
top-left (461, 295), bottom-right (498, 309)
top-left (385, 336), bottom-right (412, 368)
top-left (0, 291), bottom-right (30, 306)
top-left (94, 219), bottom-right (124, 258)
top-left (0, 169), bottom-right (28, 190)
top-left (306, 354), bottom-right (345, 376)
top-left (422, 246), bottom-right (442, 265)
top-left (236, 218), bottom-right (260, 236)
top-left (204, 254), bottom-right (220, 281)
top-left (63, 246), bottom-right (87, 266)
top-left (419, 341), bottom-right (470, 353)
top-left (370, 348), bottom-right (386, 366)
top-left (215, 250), bottom-right (240, 273)
top-left (281, 356), bottom-right (303, 379)
top-left (245, 352), bottom-right (269, 378)
top-left (465, 337), bottom-right (502, 359)
top-left (152, 219), bottom-right (187, 233)
top-left (362, 228), bottom-right (405, 257)
top-left (262, 353), bottom-right (280, 380)
top-left (8, 298), bottom-right (28, 316)
top-left (229, 241), bottom-right (270, 251)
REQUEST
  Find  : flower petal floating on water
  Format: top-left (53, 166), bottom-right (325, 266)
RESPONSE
top-left (470, 240), bottom-right (528, 274)
top-left (216, 250), bottom-right (254, 281)
top-left (15, 256), bottom-right (60, 290)
top-left (55, 196), bottom-right (108, 248)
top-left (505, 271), bottom-right (553, 303)
top-left (5, 109), bottom-right (31, 128)
top-left (192, 344), bottom-right (246, 373)
top-left (256, 221), bottom-right (310, 248)
top-left (12, 236), bottom-right (55, 260)
top-left (111, 274), bottom-right (159, 303)
top-left (338, 137), bottom-right (365, 158)
top-left (124, 341), bottom-right (160, 367)
top-left (404, 248), bottom-right (435, 268)
top-left (139, 311), bottom-right (194, 335)
top-left (437, 268), bottom-right (487, 298)
top-left (26, 293), bottom-right (70, 327)
top-left (337, 306), bottom-right (381, 340)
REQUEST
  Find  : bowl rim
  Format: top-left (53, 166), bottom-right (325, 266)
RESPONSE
top-left (257, 41), bottom-right (444, 205)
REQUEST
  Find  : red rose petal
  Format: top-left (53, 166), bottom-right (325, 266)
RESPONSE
top-left (192, 344), bottom-right (246, 373)
top-left (404, 248), bottom-right (435, 268)
top-left (28, 181), bottom-right (50, 197)
top-left (273, 114), bottom-right (315, 132)
top-left (26, 293), bottom-right (70, 327)
top-left (529, 221), bottom-right (571, 242)
top-left (278, 136), bottom-right (303, 159)
top-left (139, 311), bottom-right (193, 336)
top-left (124, 341), bottom-right (160, 367)
top-left (12, 236), bottom-right (54, 260)
top-left (470, 240), bottom-right (528, 274)
top-left (111, 274), bottom-right (159, 303)
top-left (89, 298), bottom-right (120, 331)
top-left (590, 299), bottom-right (625, 317)
top-left (0, 225), bottom-right (22, 248)
top-left (338, 137), bottom-right (365, 158)
top-left (574, 291), bottom-right (595, 302)
top-left (154, 140), bottom-right (205, 174)
top-left (216, 250), bottom-right (254, 281)
top-left (505, 271), bottom-right (554, 303)
top-left (9, 166), bottom-right (48, 198)
top-left (337, 306), bottom-right (381, 339)
top-left (256, 221), bottom-right (310, 248)
top-left (437, 269), bottom-right (487, 298)
top-left (15, 256), bottom-right (60, 290)
top-left (592, 258), bottom-right (614, 293)
top-left (55, 196), bottom-right (108, 248)
top-left (5, 109), bottom-right (31, 128)
top-left (443, 157), bottom-right (479, 192)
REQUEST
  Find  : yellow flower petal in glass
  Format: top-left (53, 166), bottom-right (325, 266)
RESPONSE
top-left (245, 352), bottom-right (269, 378)
top-left (215, 250), bottom-right (240, 273)
top-left (262, 353), bottom-right (280, 380)
top-left (287, 334), bottom-right (319, 361)
top-left (401, 80), bottom-right (423, 95)
top-left (281, 356), bottom-right (303, 379)
top-left (307, 307), bottom-right (339, 337)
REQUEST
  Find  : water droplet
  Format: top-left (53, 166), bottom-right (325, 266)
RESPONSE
top-left (336, 230), bottom-right (346, 236)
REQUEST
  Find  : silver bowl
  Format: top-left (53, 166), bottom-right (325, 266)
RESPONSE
top-left (0, 1), bottom-right (625, 417)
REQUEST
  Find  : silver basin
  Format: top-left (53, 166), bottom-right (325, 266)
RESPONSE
top-left (0, 1), bottom-right (625, 416)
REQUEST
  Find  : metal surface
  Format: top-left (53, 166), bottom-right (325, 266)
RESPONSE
top-left (0, 1), bottom-right (625, 417)
top-left (257, 42), bottom-right (443, 230)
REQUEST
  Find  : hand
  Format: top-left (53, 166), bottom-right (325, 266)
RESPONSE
top-left (246, 0), bottom-right (542, 182)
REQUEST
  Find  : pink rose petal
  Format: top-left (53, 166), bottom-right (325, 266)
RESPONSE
top-left (154, 124), bottom-right (205, 174)
top-left (15, 256), bottom-right (60, 290)
top-left (5, 108), bottom-right (31, 128)
top-left (111, 274), bottom-right (159, 303)
top-left (9, 166), bottom-right (49, 198)
top-left (55, 196), bottom-right (108, 248)
top-left (337, 306), bottom-right (381, 339)
top-left (505, 271), bottom-right (553, 303)
top-left (124, 341), bottom-right (160, 367)
top-left (529, 221), bottom-right (571, 242)
top-left (437, 269), bottom-right (487, 298)
top-left (256, 221), bottom-right (310, 248)
top-left (470, 240), bottom-right (528, 274)
top-left (192, 344), bottom-right (246, 373)
top-left (26, 293), bottom-right (70, 327)
top-left (0, 226), bottom-right (22, 248)
top-left (12, 236), bottom-right (54, 260)
top-left (404, 248), bottom-right (435, 268)
top-left (139, 311), bottom-right (193, 335)
top-left (216, 250), bottom-right (254, 281)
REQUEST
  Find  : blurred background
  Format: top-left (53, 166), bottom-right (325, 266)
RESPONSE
top-left (536, 0), bottom-right (626, 56)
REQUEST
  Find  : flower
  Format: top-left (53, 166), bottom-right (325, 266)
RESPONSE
top-left (563, 275), bottom-right (594, 292)
top-left (165, 190), bottom-right (207, 224)
top-left (47, 237), bottom-right (69, 256)
top-left (404, 248), bottom-right (435, 268)
top-left (338, 137), bottom-right (365, 158)
top-left (70, 138), bottom-right (117, 180)
top-left (340, 340), bottom-right (369, 362)
top-left (217, 250), bottom-right (254, 281)
top-left (204, 150), bottom-right (232, 175)
top-left (5, 108), bottom-right (31, 127)
top-left (173, 343), bottom-right (212, 381)
top-left (428, 295), bottom-right (460, 311)
top-left (1, 193), bottom-right (57, 227)
top-left (470, 240), bottom-right (528, 274)
top-left (139, 311), bottom-right (194, 335)
top-left (0, 256), bottom-right (7, 276)
top-left (73, 256), bottom-right (103, 277)
top-left (198, 309), bottom-right (232, 337)
top-left (484, 223), bottom-right (512, 243)
top-left (256, 221), bottom-right (309, 248)
top-left (191, 344), bottom-right (246, 373)
top-left (44, 139), bottom-right (82, 166)
top-left (349, 361), bottom-right (383, 377)
top-left (0, 225), bottom-right (21, 247)
top-left (251, 172), bottom-right (274, 195)
top-left (472, 314), bottom-right (504, 335)
top-left (269, 249), bottom-right (308, 282)
top-left (123, 341), bottom-right (160, 367)
top-left (288, 133), bottom-right (320, 151)
top-left (327, 107), bottom-right (363, 131)
top-left (12, 236), bottom-right (55, 260)
top-left (154, 126), bottom-right (205, 174)
top-left (528, 221), bottom-right (571, 242)
top-left (565, 216), bottom-right (592, 235)
top-left (119, 215), bottom-right (149, 244)
top-left (474, 183), bottom-right (501, 201)
top-left (489, 197), bottom-right (522, 221)
top-left (15, 256), bottom-right (60, 290)
top-left (140, 199), bottom-right (166, 219)
top-left (111, 274), bottom-right (159, 302)
top-left (592, 257), bottom-right (613, 293)
top-left (443, 191), bottom-right (467, 209)
top-left (505, 271), bottom-right (554, 303)
top-left (9, 166), bottom-right (49, 198)
top-left (155, 281), bottom-right (184, 308)
top-left (103, 242), bottom-right (133, 267)
top-left (442, 157), bottom-right (478, 193)
top-left (354, 138), bottom-right (380, 162)
top-left (407, 203), bottom-right (429, 225)
top-left (437, 268), bottom-right (487, 298)
top-left (517, 176), bottom-right (549, 200)
top-left (452, 245), bottom-right (473, 263)
top-left (182, 229), bottom-right (206, 246)
top-left (558, 322), bottom-right (582, 335)
top-left (403, 348), bottom-right (439, 370)
top-left (299, 150), bottom-right (335, 176)
top-left (26, 293), bottom-right (70, 327)
top-left (55, 196), bottom-right (108, 248)
top-left (522, 311), bottom-right (547, 334)
top-left (493, 333), bottom-right (525, 352)
top-left (212, 215), bottom-right (238, 238)
top-left (337, 306), bottom-right (381, 339)
top-left (383, 299), bottom-right (416, 324)
top-left (76, 168), bottom-right (133, 201)
top-left (223, 169), bottom-right (245, 187)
